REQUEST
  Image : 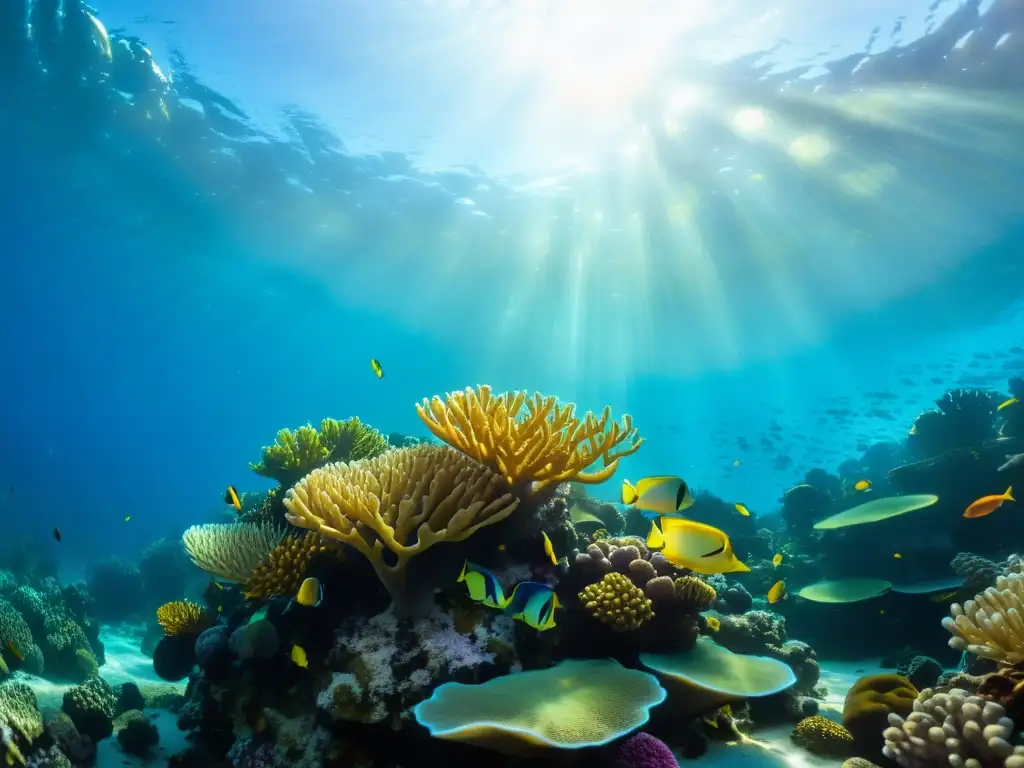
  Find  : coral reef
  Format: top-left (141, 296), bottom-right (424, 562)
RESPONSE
top-left (953, 552), bottom-right (1004, 591)
top-left (843, 674), bottom-right (919, 758)
top-left (580, 573), bottom-right (654, 632)
top-left (943, 573), bottom-right (1024, 665)
top-left (792, 715), bottom-right (855, 757)
top-left (609, 732), bottom-right (679, 768)
top-left (0, 681), bottom-right (43, 766)
top-left (156, 600), bottom-right (212, 637)
top-left (243, 531), bottom-right (331, 600)
top-left (416, 385), bottom-right (643, 492)
top-left (283, 444), bottom-right (520, 615)
top-left (61, 676), bottom-right (116, 742)
top-left (883, 687), bottom-right (1024, 767)
top-left (182, 522), bottom-right (288, 583)
top-left (896, 655), bottom-right (943, 691)
top-left (113, 709), bottom-right (158, 756)
top-left (907, 388), bottom-right (1002, 459)
top-left (674, 576), bottom-right (717, 612)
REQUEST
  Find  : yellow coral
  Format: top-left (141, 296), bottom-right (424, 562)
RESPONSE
top-left (156, 600), bottom-right (212, 637)
top-left (674, 576), bottom-right (717, 611)
top-left (182, 522), bottom-right (287, 583)
top-left (791, 715), bottom-right (854, 757)
top-left (944, 573), bottom-right (1024, 664)
top-left (250, 417), bottom-right (389, 487)
top-left (283, 444), bottom-right (520, 611)
top-left (244, 532), bottom-right (332, 599)
top-left (416, 385), bottom-right (643, 492)
top-left (579, 572), bottom-right (654, 632)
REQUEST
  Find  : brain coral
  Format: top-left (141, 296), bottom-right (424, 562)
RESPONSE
top-left (413, 658), bottom-right (665, 754)
top-left (843, 674), bottom-right (918, 756)
top-left (579, 573), bottom-right (655, 632)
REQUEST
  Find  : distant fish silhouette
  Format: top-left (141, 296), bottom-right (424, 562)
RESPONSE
top-left (1000, 454), bottom-right (1024, 473)
top-left (52, 528), bottom-right (61, 542)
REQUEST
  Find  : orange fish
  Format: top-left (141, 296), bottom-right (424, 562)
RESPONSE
top-left (964, 487), bottom-right (1014, 519)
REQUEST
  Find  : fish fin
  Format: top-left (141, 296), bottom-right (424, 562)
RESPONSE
top-left (621, 480), bottom-right (638, 505)
top-left (646, 519), bottom-right (664, 549)
top-left (1007, 486), bottom-right (1015, 501)
top-left (457, 560), bottom-right (469, 583)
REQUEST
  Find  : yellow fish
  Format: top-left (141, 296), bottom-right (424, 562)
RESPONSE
top-left (296, 577), bottom-right (323, 607)
top-left (854, 479), bottom-right (871, 492)
top-left (622, 476), bottom-right (694, 519)
top-left (998, 396), bottom-right (1020, 412)
top-left (734, 503), bottom-right (750, 517)
top-left (646, 518), bottom-right (749, 575)
top-left (541, 531), bottom-right (557, 565)
top-left (768, 580), bottom-right (787, 603)
top-left (930, 589), bottom-right (960, 603)
top-left (0, 655), bottom-right (7, 676)
top-left (772, 553), bottom-right (784, 568)
top-left (458, 561), bottom-right (508, 609)
top-left (504, 581), bottom-right (560, 631)
top-left (705, 616), bottom-right (720, 632)
top-left (290, 644), bottom-right (308, 668)
top-left (370, 358), bottom-right (384, 379)
top-left (224, 485), bottom-right (241, 511)
top-left (6, 643), bottom-right (24, 662)
top-left (124, 515), bottom-right (131, 522)
top-left (893, 553), bottom-right (902, 560)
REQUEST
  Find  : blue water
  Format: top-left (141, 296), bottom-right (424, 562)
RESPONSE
top-left (2, 0), bottom-right (1024, 572)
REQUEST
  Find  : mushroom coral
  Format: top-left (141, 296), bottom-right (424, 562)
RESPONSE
top-left (416, 385), bottom-right (643, 492)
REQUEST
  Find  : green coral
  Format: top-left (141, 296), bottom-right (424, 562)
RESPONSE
top-left (250, 417), bottom-right (389, 486)
top-left (62, 676), bottom-right (116, 742)
top-left (0, 600), bottom-right (43, 676)
top-left (792, 715), bottom-right (854, 757)
top-left (0, 680), bottom-right (43, 765)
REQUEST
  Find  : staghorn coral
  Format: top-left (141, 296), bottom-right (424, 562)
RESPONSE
top-left (415, 385), bottom-right (643, 492)
top-left (791, 715), bottom-right (854, 757)
top-left (243, 531), bottom-right (331, 599)
top-left (579, 572), bottom-right (654, 632)
top-left (943, 573), bottom-right (1024, 665)
top-left (155, 600), bottom-right (211, 637)
top-left (953, 552), bottom-right (1004, 591)
top-left (250, 417), bottom-right (389, 487)
top-left (883, 687), bottom-right (1024, 767)
top-left (284, 444), bottom-right (520, 615)
top-left (674, 576), bottom-right (717, 612)
top-left (182, 522), bottom-right (288, 584)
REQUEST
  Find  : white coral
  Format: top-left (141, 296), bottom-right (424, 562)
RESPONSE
top-left (882, 687), bottom-right (1024, 768)
top-left (943, 574), bottom-right (1024, 665)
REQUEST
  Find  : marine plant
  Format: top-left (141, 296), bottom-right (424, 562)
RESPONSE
top-left (283, 444), bottom-right (520, 616)
top-left (416, 385), bottom-right (643, 492)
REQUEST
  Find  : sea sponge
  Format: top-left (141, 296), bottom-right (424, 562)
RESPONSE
top-left (943, 573), bottom-right (1024, 665)
top-left (62, 676), bottom-right (117, 742)
top-left (412, 658), bottom-right (666, 754)
top-left (0, 681), bottom-right (43, 765)
top-left (791, 715), bottom-right (854, 757)
top-left (250, 416), bottom-right (390, 487)
top-left (610, 732), bottom-right (679, 768)
top-left (416, 385), bottom-right (643, 491)
top-left (182, 522), bottom-right (288, 583)
top-left (843, 674), bottom-right (918, 756)
top-left (883, 687), bottom-right (1024, 767)
top-left (674, 576), bottom-right (717, 612)
top-left (155, 600), bottom-right (212, 637)
top-left (579, 572), bottom-right (654, 632)
top-left (283, 444), bottom-right (519, 614)
top-left (243, 531), bottom-right (330, 599)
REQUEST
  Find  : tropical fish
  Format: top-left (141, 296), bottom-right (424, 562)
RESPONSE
top-left (1000, 454), bottom-right (1024, 473)
top-left (290, 644), bottom-right (308, 668)
top-left (52, 528), bottom-right (61, 543)
top-left (929, 589), bottom-right (960, 603)
top-left (621, 476), bottom-right (693, 518)
top-left (458, 561), bottom-right (508, 609)
top-left (503, 581), bottom-right (560, 631)
top-left (733, 459), bottom-right (741, 467)
top-left (225, 485), bottom-right (241, 511)
top-left (893, 553), bottom-right (902, 560)
top-left (6, 643), bottom-right (24, 662)
top-left (296, 577), bottom-right (323, 607)
top-left (370, 359), bottom-right (384, 379)
top-left (772, 553), bottom-right (784, 568)
top-left (854, 480), bottom-right (871, 492)
top-left (124, 515), bottom-right (131, 522)
top-left (768, 580), bottom-right (787, 603)
top-left (964, 487), bottom-right (1015, 519)
top-left (998, 397), bottom-right (1020, 412)
top-left (541, 531), bottom-right (557, 565)
top-left (734, 503), bottom-right (750, 517)
top-left (646, 518), bottom-right (749, 575)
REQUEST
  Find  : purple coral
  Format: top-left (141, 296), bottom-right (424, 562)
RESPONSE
top-left (609, 732), bottom-right (679, 768)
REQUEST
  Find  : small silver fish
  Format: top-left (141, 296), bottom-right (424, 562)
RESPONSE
top-left (1000, 454), bottom-right (1024, 473)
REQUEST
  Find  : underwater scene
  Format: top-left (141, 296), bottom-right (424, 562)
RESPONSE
top-left (4, 0), bottom-right (1024, 766)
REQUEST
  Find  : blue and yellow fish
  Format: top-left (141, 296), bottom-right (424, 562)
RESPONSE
top-left (541, 531), bottom-right (558, 565)
top-left (503, 581), bottom-right (560, 631)
top-left (621, 476), bottom-right (694, 519)
top-left (458, 560), bottom-right (508, 609)
top-left (295, 577), bottom-right (323, 607)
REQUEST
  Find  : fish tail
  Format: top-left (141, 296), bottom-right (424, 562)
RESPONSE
top-left (457, 560), bottom-right (469, 583)
top-left (621, 480), bottom-right (638, 505)
top-left (1007, 486), bottom-right (1015, 502)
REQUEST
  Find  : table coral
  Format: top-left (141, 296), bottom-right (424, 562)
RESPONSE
top-left (944, 573), bottom-right (1024, 665)
top-left (883, 687), bottom-right (1024, 767)
top-left (416, 385), bottom-right (643, 492)
top-left (284, 444), bottom-right (520, 615)
top-left (580, 573), bottom-right (655, 632)
top-left (792, 715), bottom-right (854, 757)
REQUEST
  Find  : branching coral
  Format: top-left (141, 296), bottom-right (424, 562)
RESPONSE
top-left (250, 417), bottom-right (389, 487)
top-left (579, 573), bottom-right (654, 632)
top-left (943, 574), bottom-right (1024, 665)
top-left (156, 600), bottom-right (211, 637)
top-left (883, 687), bottom-right (1024, 767)
top-left (283, 444), bottom-right (520, 614)
top-left (243, 531), bottom-right (332, 599)
top-left (415, 385), bottom-right (643, 491)
top-left (182, 522), bottom-right (288, 583)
